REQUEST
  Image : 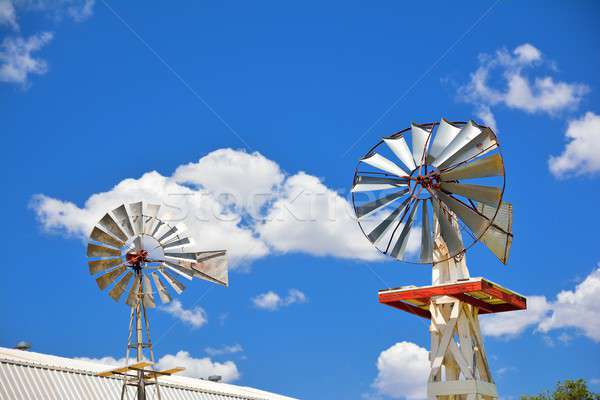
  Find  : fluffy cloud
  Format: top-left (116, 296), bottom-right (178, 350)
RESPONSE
top-left (0, 1), bottom-right (18, 29)
top-left (14, 0), bottom-right (95, 22)
top-left (78, 350), bottom-right (239, 382)
top-left (31, 149), bottom-right (381, 266)
top-left (252, 289), bottom-right (307, 311)
top-left (481, 267), bottom-right (600, 342)
top-left (160, 300), bottom-right (207, 328)
top-left (0, 32), bottom-right (53, 85)
top-left (372, 341), bottom-right (429, 400)
top-left (204, 344), bottom-right (243, 357)
top-left (458, 43), bottom-right (588, 130)
top-left (549, 112), bottom-right (600, 178)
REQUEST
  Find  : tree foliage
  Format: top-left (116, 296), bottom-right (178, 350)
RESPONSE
top-left (521, 379), bottom-right (600, 400)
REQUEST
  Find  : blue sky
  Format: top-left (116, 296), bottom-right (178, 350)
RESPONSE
top-left (1, 1), bottom-right (600, 399)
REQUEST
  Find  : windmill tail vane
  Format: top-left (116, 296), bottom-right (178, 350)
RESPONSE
top-left (353, 118), bottom-right (526, 400)
top-left (87, 201), bottom-right (229, 400)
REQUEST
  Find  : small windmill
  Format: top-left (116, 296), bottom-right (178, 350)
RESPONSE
top-left (86, 201), bottom-right (228, 400)
top-left (352, 119), bottom-right (526, 399)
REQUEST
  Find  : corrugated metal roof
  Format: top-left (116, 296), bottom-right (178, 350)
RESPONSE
top-left (0, 347), bottom-right (297, 400)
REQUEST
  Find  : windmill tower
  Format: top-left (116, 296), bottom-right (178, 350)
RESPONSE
top-left (352, 119), bottom-right (526, 399)
top-left (86, 201), bottom-right (228, 400)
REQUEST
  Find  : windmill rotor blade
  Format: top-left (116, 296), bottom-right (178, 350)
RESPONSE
top-left (428, 119), bottom-right (461, 162)
top-left (133, 236), bottom-right (143, 251)
top-left (438, 128), bottom-right (497, 170)
top-left (151, 272), bottom-right (172, 304)
top-left (108, 271), bottom-right (133, 302)
top-left (89, 258), bottom-right (122, 275)
top-left (129, 202), bottom-right (143, 235)
top-left (163, 261), bottom-right (194, 280)
top-left (384, 136), bottom-right (416, 171)
top-left (112, 205), bottom-right (135, 238)
top-left (90, 226), bottom-right (125, 249)
top-left (439, 182), bottom-right (501, 207)
top-left (432, 121), bottom-right (481, 168)
top-left (360, 153), bottom-right (409, 178)
top-left (420, 199), bottom-right (433, 263)
top-left (196, 250), bottom-right (227, 262)
top-left (478, 201), bottom-right (512, 234)
top-left (87, 243), bottom-right (121, 258)
top-left (432, 197), bottom-right (464, 257)
top-left (435, 191), bottom-right (492, 241)
top-left (96, 265), bottom-right (126, 291)
top-left (158, 226), bottom-right (179, 243)
top-left (476, 201), bottom-right (513, 264)
top-left (143, 204), bottom-right (161, 234)
top-left (98, 213), bottom-right (128, 242)
top-left (389, 201), bottom-right (419, 259)
top-left (162, 237), bottom-right (191, 249)
top-left (193, 254), bottom-right (228, 286)
top-left (126, 278), bottom-right (140, 307)
top-left (151, 220), bottom-right (165, 237)
top-left (142, 274), bottom-right (156, 308)
top-left (354, 189), bottom-right (409, 219)
top-left (159, 269), bottom-right (186, 295)
top-left (411, 123), bottom-right (430, 166)
top-left (352, 175), bottom-right (408, 193)
top-left (367, 197), bottom-right (411, 243)
top-left (440, 153), bottom-right (504, 182)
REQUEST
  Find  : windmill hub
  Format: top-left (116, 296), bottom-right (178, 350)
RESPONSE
top-left (408, 166), bottom-right (440, 200)
top-left (126, 249), bottom-right (149, 269)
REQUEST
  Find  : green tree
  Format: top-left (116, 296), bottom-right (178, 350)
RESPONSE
top-left (521, 379), bottom-right (600, 400)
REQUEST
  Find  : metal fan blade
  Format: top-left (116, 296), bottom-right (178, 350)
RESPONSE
top-left (367, 197), bottom-right (411, 243)
top-left (480, 224), bottom-right (512, 264)
top-left (142, 274), bottom-right (156, 308)
top-left (352, 175), bottom-right (408, 192)
top-left (87, 243), bottom-right (121, 258)
top-left (196, 250), bottom-right (227, 262)
top-left (436, 191), bottom-right (490, 239)
top-left (478, 201), bottom-right (512, 234)
top-left (158, 226), bottom-right (179, 243)
top-left (439, 182), bottom-right (501, 207)
top-left (96, 265), bottom-right (126, 291)
top-left (151, 272), bottom-right (172, 304)
top-left (151, 220), bottom-right (165, 237)
top-left (108, 271), bottom-right (133, 302)
top-left (159, 269), bottom-right (186, 295)
top-left (360, 153), bottom-right (409, 178)
top-left (389, 201), bottom-right (418, 259)
top-left (126, 278), bottom-right (140, 307)
top-left (355, 189), bottom-right (408, 219)
top-left (163, 261), bottom-right (194, 280)
top-left (428, 119), bottom-right (461, 162)
top-left (420, 199), bottom-right (433, 263)
top-left (162, 237), bottom-right (191, 249)
top-left (411, 124), bottom-right (430, 166)
top-left (90, 226), bottom-right (125, 249)
top-left (438, 128), bottom-right (497, 170)
top-left (133, 236), bottom-right (143, 251)
top-left (143, 204), bottom-right (161, 234)
top-left (112, 205), bottom-right (135, 238)
top-left (432, 197), bottom-right (464, 257)
top-left (440, 153), bottom-right (503, 182)
top-left (193, 254), bottom-right (228, 286)
top-left (98, 213), bottom-right (128, 242)
top-left (432, 121), bottom-right (481, 168)
top-left (88, 258), bottom-right (122, 275)
top-left (129, 202), bottom-right (143, 235)
top-left (384, 137), bottom-right (416, 171)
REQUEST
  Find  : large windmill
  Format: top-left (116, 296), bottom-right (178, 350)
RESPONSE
top-left (352, 119), bottom-right (526, 399)
top-left (86, 201), bottom-right (228, 400)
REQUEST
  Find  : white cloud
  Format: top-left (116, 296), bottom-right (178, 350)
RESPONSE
top-left (0, 32), bottom-right (53, 85)
top-left (481, 267), bottom-right (600, 343)
top-left (458, 43), bottom-right (588, 129)
top-left (67, 0), bottom-right (94, 22)
top-left (15, 0), bottom-right (95, 22)
top-left (160, 300), bottom-right (207, 328)
top-left (78, 350), bottom-right (240, 382)
top-left (252, 289), bottom-right (307, 311)
top-left (372, 341), bottom-right (429, 400)
top-left (0, 1), bottom-right (18, 29)
top-left (549, 112), bottom-right (600, 178)
top-left (204, 344), bottom-right (243, 357)
top-left (31, 149), bottom-right (382, 266)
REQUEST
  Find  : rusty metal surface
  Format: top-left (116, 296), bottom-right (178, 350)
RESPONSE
top-left (159, 269), bottom-right (185, 295)
top-left (111, 204), bottom-right (135, 238)
top-left (126, 278), bottom-right (140, 307)
top-left (98, 213), bottom-right (128, 242)
top-left (108, 271), bottom-right (133, 302)
top-left (87, 243), bottom-right (121, 258)
top-left (95, 265), bottom-right (126, 291)
top-left (88, 258), bottom-right (122, 275)
top-left (151, 272), bottom-right (172, 304)
top-left (90, 226), bottom-right (125, 249)
top-left (142, 275), bottom-right (156, 309)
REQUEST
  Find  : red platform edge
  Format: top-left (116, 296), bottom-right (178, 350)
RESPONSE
top-left (379, 278), bottom-right (527, 319)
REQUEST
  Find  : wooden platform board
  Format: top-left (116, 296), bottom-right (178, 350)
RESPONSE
top-left (379, 277), bottom-right (526, 319)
